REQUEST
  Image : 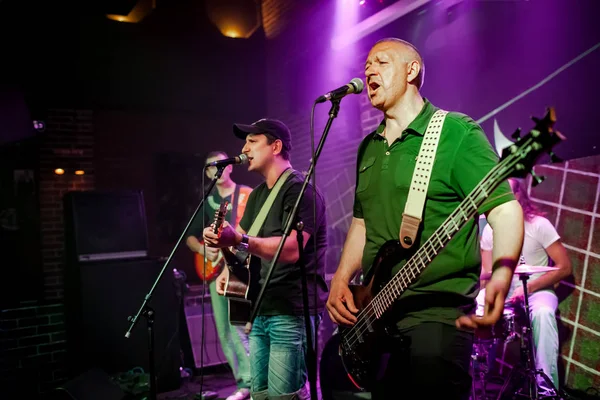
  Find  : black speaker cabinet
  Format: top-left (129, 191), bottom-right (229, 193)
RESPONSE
top-left (183, 285), bottom-right (227, 369)
top-left (64, 258), bottom-right (181, 393)
top-left (63, 190), bottom-right (149, 263)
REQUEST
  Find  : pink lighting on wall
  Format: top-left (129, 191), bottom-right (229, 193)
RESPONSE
top-left (332, 0), bottom-right (433, 50)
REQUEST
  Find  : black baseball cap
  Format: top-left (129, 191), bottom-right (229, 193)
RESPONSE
top-left (233, 118), bottom-right (293, 151)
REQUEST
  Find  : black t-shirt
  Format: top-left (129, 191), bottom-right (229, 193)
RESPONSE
top-left (188, 190), bottom-right (232, 237)
top-left (239, 169), bottom-right (329, 316)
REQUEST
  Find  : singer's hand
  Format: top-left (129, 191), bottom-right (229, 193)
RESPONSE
top-left (203, 222), bottom-right (241, 248)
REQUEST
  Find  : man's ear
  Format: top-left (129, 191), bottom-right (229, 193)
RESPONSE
top-left (407, 60), bottom-right (421, 86)
top-left (272, 139), bottom-right (283, 156)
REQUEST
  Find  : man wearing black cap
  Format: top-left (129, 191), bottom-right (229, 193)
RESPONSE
top-left (203, 118), bottom-right (329, 400)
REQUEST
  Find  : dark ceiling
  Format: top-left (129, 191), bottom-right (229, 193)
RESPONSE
top-left (0, 0), bottom-right (267, 115)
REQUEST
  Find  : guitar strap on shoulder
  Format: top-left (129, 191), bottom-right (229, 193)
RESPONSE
top-left (230, 184), bottom-right (241, 228)
top-left (247, 168), bottom-right (293, 237)
top-left (399, 109), bottom-right (448, 249)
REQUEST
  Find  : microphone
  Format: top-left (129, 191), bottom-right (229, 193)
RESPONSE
top-left (315, 78), bottom-right (364, 103)
top-left (205, 154), bottom-right (249, 168)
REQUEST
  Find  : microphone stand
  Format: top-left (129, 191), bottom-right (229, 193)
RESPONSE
top-left (248, 99), bottom-right (342, 400)
top-left (124, 165), bottom-right (227, 400)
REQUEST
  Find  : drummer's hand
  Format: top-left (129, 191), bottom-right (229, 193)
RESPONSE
top-left (508, 286), bottom-right (524, 304)
top-left (456, 276), bottom-right (509, 331)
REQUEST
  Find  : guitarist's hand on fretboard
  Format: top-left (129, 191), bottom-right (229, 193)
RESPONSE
top-left (203, 221), bottom-right (241, 249)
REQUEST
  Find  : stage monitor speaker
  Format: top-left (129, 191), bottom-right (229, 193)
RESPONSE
top-left (63, 190), bottom-right (149, 263)
top-left (64, 258), bottom-right (181, 393)
top-left (183, 285), bottom-right (227, 369)
top-left (49, 368), bottom-right (125, 400)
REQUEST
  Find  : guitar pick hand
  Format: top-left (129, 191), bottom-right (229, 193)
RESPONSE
top-left (326, 275), bottom-right (358, 326)
top-left (215, 268), bottom-right (228, 295)
top-left (203, 221), bottom-right (241, 248)
top-left (455, 275), bottom-right (509, 331)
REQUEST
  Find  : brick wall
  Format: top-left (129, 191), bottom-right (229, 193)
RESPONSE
top-left (0, 109), bottom-right (94, 398)
top-left (1, 304), bottom-right (68, 397)
top-left (40, 109), bottom-right (94, 301)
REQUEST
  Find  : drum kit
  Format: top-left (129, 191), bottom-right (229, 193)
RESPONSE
top-left (471, 265), bottom-right (561, 400)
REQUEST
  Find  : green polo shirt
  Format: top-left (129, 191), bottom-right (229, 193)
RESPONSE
top-left (353, 99), bottom-right (514, 330)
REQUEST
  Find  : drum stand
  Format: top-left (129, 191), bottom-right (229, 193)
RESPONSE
top-left (496, 273), bottom-right (559, 400)
top-left (472, 339), bottom-right (495, 400)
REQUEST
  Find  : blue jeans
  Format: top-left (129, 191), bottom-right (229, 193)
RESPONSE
top-left (249, 315), bottom-right (316, 400)
top-left (209, 281), bottom-right (251, 388)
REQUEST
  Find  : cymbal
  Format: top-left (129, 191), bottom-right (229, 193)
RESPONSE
top-left (480, 265), bottom-right (558, 280)
top-left (514, 265), bottom-right (559, 275)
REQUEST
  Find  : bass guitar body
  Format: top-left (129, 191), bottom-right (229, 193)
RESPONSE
top-left (320, 240), bottom-right (408, 397)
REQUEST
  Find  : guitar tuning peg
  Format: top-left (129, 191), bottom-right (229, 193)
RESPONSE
top-left (530, 171), bottom-right (546, 187)
top-left (511, 128), bottom-right (522, 140)
top-left (548, 151), bottom-right (563, 164)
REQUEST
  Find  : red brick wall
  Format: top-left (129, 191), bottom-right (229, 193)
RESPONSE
top-left (40, 109), bottom-right (94, 301)
top-left (0, 109), bottom-right (94, 398)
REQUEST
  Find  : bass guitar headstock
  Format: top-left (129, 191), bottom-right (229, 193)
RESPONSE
top-left (499, 107), bottom-right (565, 185)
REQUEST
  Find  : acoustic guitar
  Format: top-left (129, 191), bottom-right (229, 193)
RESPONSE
top-left (208, 202), bottom-right (261, 326)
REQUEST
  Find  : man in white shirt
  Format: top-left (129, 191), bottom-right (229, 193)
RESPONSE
top-left (479, 178), bottom-right (572, 390)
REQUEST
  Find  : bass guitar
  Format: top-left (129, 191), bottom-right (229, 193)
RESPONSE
top-left (320, 108), bottom-right (564, 393)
